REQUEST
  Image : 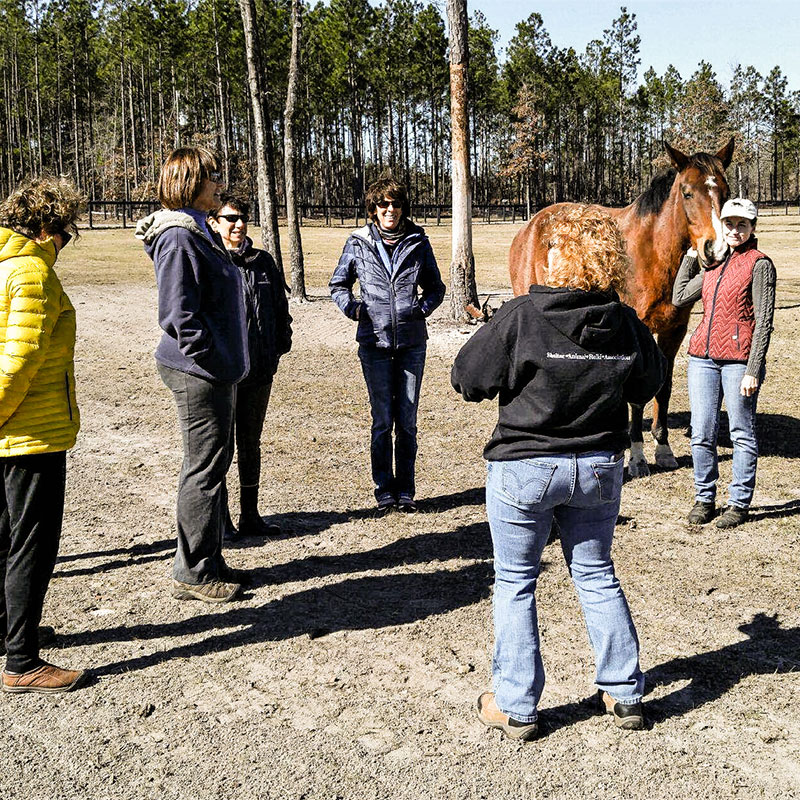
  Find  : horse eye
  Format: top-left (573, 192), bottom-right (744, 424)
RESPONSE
top-left (683, 191), bottom-right (694, 200)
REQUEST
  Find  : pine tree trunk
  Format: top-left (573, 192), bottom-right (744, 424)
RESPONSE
top-left (238, 0), bottom-right (283, 272)
top-left (446, 0), bottom-right (478, 321)
top-left (284, 0), bottom-right (306, 300)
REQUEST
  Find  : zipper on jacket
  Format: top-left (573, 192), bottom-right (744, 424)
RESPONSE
top-left (704, 254), bottom-right (731, 357)
top-left (64, 372), bottom-right (73, 420)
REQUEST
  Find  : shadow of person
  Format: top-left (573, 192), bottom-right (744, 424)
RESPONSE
top-left (748, 499), bottom-right (800, 520)
top-left (523, 613), bottom-right (799, 737)
top-left (644, 613), bottom-right (799, 724)
top-left (65, 558), bottom-right (495, 677)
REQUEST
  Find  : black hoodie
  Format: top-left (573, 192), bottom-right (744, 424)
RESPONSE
top-left (451, 285), bottom-right (666, 461)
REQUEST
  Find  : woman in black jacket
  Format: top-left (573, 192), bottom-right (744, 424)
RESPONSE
top-left (209, 195), bottom-right (292, 538)
top-left (452, 206), bottom-right (666, 740)
top-left (330, 178), bottom-right (445, 513)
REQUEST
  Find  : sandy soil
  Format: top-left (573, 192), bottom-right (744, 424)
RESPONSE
top-left (1, 220), bottom-right (799, 800)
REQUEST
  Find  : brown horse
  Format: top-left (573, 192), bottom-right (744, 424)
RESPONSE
top-left (509, 139), bottom-right (734, 476)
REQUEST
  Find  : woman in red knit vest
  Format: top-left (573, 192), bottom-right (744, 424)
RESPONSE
top-left (672, 198), bottom-right (776, 529)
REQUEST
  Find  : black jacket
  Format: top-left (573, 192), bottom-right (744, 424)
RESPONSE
top-left (451, 285), bottom-right (667, 460)
top-left (231, 239), bottom-right (292, 385)
top-left (329, 221), bottom-right (445, 349)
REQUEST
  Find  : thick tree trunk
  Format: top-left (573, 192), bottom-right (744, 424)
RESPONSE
top-left (238, 0), bottom-right (283, 272)
top-left (446, 0), bottom-right (478, 321)
top-left (284, 0), bottom-right (306, 300)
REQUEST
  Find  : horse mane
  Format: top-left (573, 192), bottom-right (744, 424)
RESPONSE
top-left (634, 169), bottom-right (677, 217)
top-left (634, 152), bottom-right (722, 218)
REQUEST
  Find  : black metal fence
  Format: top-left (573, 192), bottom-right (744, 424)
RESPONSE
top-left (84, 198), bottom-right (800, 230)
top-left (84, 199), bottom-right (532, 229)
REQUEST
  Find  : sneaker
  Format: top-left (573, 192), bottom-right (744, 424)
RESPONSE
top-left (2, 662), bottom-right (86, 694)
top-left (376, 495), bottom-right (396, 516)
top-left (715, 505), bottom-right (749, 529)
top-left (476, 691), bottom-right (538, 742)
top-left (171, 579), bottom-right (240, 603)
top-left (598, 690), bottom-right (645, 730)
top-left (687, 501), bottom-right (716, 525)
top-left (397, 495), bottom-right (418, 514)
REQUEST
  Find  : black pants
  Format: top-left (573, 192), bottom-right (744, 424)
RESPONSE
top-left (0, 451), bottom-right (66, 673)
top-left (235, 380), bottom-right (272, 488)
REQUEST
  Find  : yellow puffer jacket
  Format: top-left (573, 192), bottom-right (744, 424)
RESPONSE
top-left (0, 227), bottom-right (79, 455)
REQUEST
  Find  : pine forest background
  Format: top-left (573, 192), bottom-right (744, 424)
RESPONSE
top-left (2, 0), bottom-right (798, 212)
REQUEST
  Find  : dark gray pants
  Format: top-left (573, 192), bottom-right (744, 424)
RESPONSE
top-left (0, 450), bottom-right (66, 673)
top-left (158, 363), bottom-right (235, 584)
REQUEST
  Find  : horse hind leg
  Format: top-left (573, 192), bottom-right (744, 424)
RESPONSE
top-left (628, 402), bottom-right (650, 478)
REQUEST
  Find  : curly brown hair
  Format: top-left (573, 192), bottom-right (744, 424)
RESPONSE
top-left (545, 205), bottom-right (630, 293)
top-left (0, 177), bottom-right (83, 242)
top-left (365, 177), bottom-right (410, 222)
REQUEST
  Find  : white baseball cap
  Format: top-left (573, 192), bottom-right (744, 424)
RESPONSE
top-left (720, 198), bottom-right (757, 221)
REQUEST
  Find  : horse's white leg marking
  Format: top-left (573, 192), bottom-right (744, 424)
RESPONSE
top-left (627, 441), bottom-right (650, 478)
top-left (654, 442), bottom-right (679, 470)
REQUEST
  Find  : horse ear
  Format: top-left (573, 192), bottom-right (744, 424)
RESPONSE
top-left (663, 141), bottom-right (689, 171)
top-left (715, 137), bottom-right (735, 168)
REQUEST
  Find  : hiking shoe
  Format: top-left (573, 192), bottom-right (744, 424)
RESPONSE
top-left (2, 663), bottom-right (86, 694)
top-left (376, 495), bottom-right (396, 516)
top-left (716, 505), bottom-right (749, 529)
top-left (476, 692), bottom-right (538, 742)
top-left (238, 513), bottom-right (281, 538)
top-left (687, 501), bottom-right (716, 525)
top-left (171, 579), bottom-right (240, 603)
top-left (397, 495), bottom-right (418, 514)
top-left (598, 690), bottom-right (645, 730)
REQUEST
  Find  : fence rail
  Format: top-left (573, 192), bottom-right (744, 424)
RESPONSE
top-left (83, 199), bottom-right (800, 230)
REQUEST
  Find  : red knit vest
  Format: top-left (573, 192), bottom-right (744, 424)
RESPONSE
top-left (687, 239), bottom-right (765, 361)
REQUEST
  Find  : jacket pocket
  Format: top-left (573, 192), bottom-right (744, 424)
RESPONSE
top-left (591, 457), bottom-right (624, 503)
top-left (64, 372), bottom-right (73, 420)
top-left (501, 459), bottom-right (557, 506)
top-left (732, 323), bottom-right (740, 351)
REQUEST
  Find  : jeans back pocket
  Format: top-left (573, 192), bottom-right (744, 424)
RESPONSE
top-left (501, 459), bottom-right (557, 506)
top-left (591, 458), bottom-right (624, 503)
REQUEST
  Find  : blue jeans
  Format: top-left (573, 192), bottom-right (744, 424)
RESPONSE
top-left (688, 356), bottom-right (761, 509)
top-left (358, 343), bottom-right (426, 501)
top-left (486, 453), bottom-right (643, 722)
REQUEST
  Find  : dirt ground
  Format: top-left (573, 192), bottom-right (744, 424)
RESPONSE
top-left (1, 218), bottom-right (799, 800)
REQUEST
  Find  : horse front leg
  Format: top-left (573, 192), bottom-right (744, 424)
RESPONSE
top-left (628, 402), bottom-right (650, 478)
top-left (651, 327), bottom-right (686, 470)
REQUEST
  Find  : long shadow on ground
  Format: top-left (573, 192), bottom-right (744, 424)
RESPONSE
top-left (537, 613), bottom-right (799, 736)
top-left (56, 522), bottom-right (497, 676)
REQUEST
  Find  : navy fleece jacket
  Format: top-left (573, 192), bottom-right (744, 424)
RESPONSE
top-left (136, 209), bottom-right (250, 384)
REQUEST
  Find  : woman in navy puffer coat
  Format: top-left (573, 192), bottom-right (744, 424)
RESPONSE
top-left (330, 178), bottom-right (445, 513)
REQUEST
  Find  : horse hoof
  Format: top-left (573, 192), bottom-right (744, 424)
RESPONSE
top-left (654, 449), bottom-right (679, 470)
top-left (627, 457), bottom-right (650, 478)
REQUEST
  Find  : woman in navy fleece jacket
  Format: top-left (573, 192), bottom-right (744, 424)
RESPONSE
top-left (136, 147), bottom-right (249, 604)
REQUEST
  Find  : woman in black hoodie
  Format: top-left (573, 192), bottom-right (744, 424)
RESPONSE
top-left (452, 206), bottom-right (666, 740)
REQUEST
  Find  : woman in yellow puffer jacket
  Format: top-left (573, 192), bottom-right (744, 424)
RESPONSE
top-left (0, 178), bottom-right (85, 694)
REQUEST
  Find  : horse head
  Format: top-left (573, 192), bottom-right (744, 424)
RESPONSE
top-left (664, 138), bottom-right (734, 266)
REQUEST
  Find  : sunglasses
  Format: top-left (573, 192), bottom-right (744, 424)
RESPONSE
top-left (208, 171), bottom-right (223, 182)
top-left (376, 199), bottom-right (401, 209)
top-left (216, 214), bottom-right (249, 224)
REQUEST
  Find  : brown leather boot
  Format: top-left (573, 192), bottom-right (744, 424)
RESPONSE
top-left (2, 663), bottom-right (86, 694)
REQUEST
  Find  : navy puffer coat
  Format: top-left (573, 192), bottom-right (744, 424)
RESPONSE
top-left (330, 222), bottom-right (445, 349)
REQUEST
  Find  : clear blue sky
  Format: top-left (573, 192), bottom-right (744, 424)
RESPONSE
top-left (466, 0), bottom-right (800, 90)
